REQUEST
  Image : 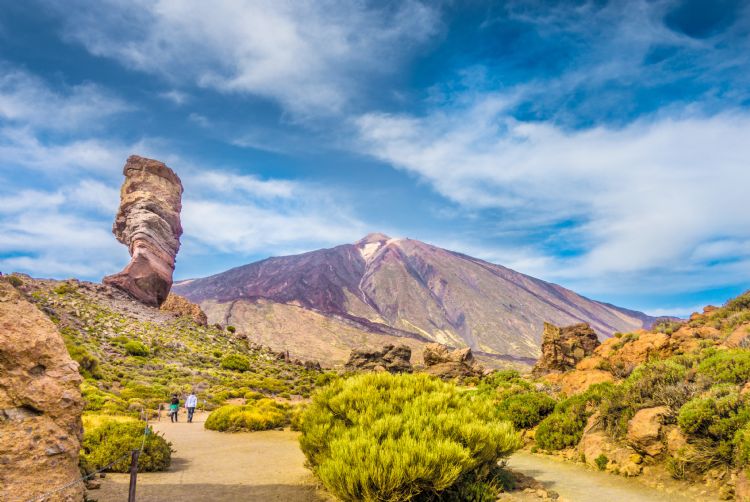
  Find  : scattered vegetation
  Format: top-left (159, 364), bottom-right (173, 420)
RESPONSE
top-left (300, 372), bottom-right (520, 501)
top-left (477, 370), bottom-right (555, 430)
top-left (22, 279), bottom-right (326, 421)
top-left (535, 383), bottom-right (615, 451)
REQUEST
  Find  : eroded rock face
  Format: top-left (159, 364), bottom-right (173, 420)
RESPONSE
top-left (0, 280), bottom-right (84, 502)
top-left (422, 343), bottom-right (484, 379)
top-left (160, 293), bottom-right (207, 326)
top-left (104, 155), bottom-right (183, 307)
top-left (344, 344), bottom-right (412, 373)
top-left (532, 322), bottom-right (600, 376)
top-left (627, 406), bottom-right (670, 457)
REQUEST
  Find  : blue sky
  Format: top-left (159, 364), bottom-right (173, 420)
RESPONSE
top-left (1, 0), bottom-right (749, 316)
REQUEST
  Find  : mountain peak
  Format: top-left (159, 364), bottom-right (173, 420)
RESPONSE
top-left (355, 233), bottom-right (391, 245)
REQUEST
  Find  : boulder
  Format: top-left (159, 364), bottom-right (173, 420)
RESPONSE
top-left (532, 322), bottom-right (600, 376)
top-left (422, 343), bottom-right (484, 379)
top-left (626, 406), bottom-right (670, 456)
top-left (578, 412), bottom-right (642, 476)
top-left (345, 344), bottom-right (412, 373)
top-left (0, 280), bottom-right (84, 502)
top-left (104, 155), bottom-right (183, 307)
top-left (160, 293), bottom-right (207, 326)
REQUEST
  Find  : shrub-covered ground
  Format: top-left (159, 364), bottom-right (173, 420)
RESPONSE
top-left (529, 291), bottom-right (750, 496)
top-left (299, 372), bottom-right (520, 501)
top-left (17, 277), bottom-right (330, 420)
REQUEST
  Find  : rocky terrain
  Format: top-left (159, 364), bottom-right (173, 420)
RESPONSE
top-left (521, 291), bottom-right (750, 500)
top-left (174, 233), bottom-right (658, 365)
top-left (104, 155), bottom-right (183, 307)
top-left (0, 278), bottom-right (84, 502)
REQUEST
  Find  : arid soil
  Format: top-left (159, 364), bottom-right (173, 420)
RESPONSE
top-left (94, 412), bottom-right (330, 501)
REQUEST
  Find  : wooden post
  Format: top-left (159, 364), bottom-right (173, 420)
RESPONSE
top-left (128, 449), bottom-right (140, 502)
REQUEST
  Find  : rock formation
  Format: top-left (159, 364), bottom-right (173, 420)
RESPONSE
top-left (344, 344), bottom-right (412, 373)
top-left (160, 293), bottom-right (207, 326)
top-left (532, 322), bottom-right (600, 376)
top-left (0, 279), bottom-right (84, 502)
top-left (104, 155), bottom-right (183, 307)
top-left (422, 343), bottom-right (484, 379)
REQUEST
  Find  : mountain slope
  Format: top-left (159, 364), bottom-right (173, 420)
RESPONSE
top-left (174, 233), bottom-right (657, 361)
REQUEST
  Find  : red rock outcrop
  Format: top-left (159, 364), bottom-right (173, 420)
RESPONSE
top-left (422, 343), bottom-right (484, 379)
top-left (532, 322), bottom-right (600, 376)
top-left (0, 279), bottom-right (84, 502)
top-left (104, 155), bottom-right (183, 307)
top-left (160, 293), bottom-right (207, 326)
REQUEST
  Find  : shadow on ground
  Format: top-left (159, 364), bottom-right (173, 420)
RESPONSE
top-left (93, 482), bottom-right (328, 501)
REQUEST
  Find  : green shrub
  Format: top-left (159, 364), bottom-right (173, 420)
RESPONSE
top-left (53, 282), bottom-right (78, 295)
top-left (124, 340), bottom-right (149, 357)
top-left (5, 275), bottom-right (23, 287)
top-left (221, 354), bottom-right (250, 372)
top-left (226, 325), bottom-right (236, 333)
top-left (697, 350), bottom-right (750, 384)
top-left (535, 383), bottom-right (615, 451)
top-left (299, 372), bottom-right (519, 502)
top-left (676, 386), bottom-right (750, 471)
top-left (599, 359), bottom-right (695, 438)
top-left (726, 292), bottom-right (750, 312)
top-left (204, 399), bottom-right (289, 432)
top-left (496, 392), bottom-right (556, 429)
top-left (81, 420), bottom-right (171, 472)
top-left (595, 453), bottom-right (609, 471)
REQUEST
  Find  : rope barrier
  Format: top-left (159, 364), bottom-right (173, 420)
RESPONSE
top-left (25, 414), bottom-right (150, 502)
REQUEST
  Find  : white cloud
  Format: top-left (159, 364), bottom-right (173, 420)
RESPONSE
top-left (180, 168), bottom-right (366, 255)
top-left (0, 65), bottom-right (129, 130)
top-left (356, 103), bottom-right (750, 291)
top-left (52, 0), bottom-right (440, 115)
top-left (159, 90), bottom-right (189, 105)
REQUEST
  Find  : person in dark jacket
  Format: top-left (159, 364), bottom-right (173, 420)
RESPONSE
top-left (169, 394), bottom-right (180, 423)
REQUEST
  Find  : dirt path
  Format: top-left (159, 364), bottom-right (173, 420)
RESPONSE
top-left (95, 412), bottom-right (329, 501)
top-left (506, 452), bottom-right (719, 502)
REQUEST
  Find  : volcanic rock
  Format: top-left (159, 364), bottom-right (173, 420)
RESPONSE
top-left (532, 322), bottom-right (600, 376)
top-left (0, 280), bottom-right (84, 502)
top-left (104, 155), bottom-right (183, 307)
top-left (344, 344), bottom-right (412, 373)
top-left (422, 343), bottom-right (484, 379)
top-left (160, 293), bottom-right (207, 326)
top-left (627, 406), bottom-right (670, 457)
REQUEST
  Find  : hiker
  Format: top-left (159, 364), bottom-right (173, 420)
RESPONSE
top-left (169, 394), bottom-right (180, 423)
top-left (185, 392), bottom-right (198, 423)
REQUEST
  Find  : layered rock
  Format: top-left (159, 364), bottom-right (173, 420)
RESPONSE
top-left (344, 344), bottom-right (412, 373)
top-left (0, 279), bottom-right (84, 502)
top-left (104, 155), bottom-right (183, 307)
top-left (422, 343), bottom-right (484, 379)
top-left (160, 293), bottom-right (207, 326)
top-left (532, 322), bottom-right (600, 376)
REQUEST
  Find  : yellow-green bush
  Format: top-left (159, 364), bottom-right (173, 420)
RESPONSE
top-left (220, 353), bottom-right (250, 372)
top-left (204, 398), bottom-right (289, 432)
top-left (81, 419), bottom-right (171, 472)
top-left (299, 372), bottom-right (520, 501)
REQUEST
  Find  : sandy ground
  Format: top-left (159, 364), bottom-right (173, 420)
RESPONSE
top-left (92, 412), bottom-right (330, 501)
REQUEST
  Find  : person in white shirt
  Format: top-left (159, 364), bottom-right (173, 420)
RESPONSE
top-left (185, 392), bottom-right (198, 423)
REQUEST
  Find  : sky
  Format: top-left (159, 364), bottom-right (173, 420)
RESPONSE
top-left (1, 0), bottom-right (749, 317)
